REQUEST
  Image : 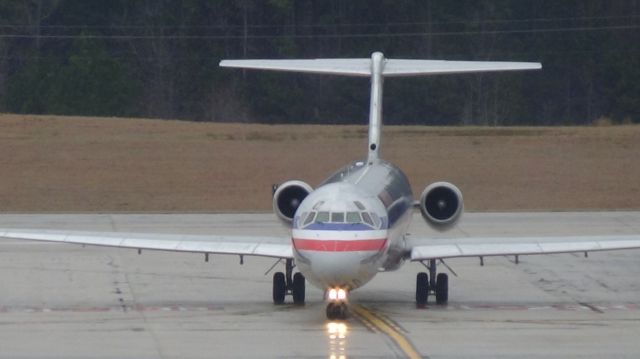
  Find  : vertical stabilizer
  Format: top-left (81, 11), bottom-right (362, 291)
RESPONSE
top-left (367, 52), bottom-right (385, 163)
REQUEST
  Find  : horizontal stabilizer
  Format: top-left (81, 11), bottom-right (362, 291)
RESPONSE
top-left (220, 58), bottom-right (372, 76)
top-left (383, 59), bottom-right (541, 77)
top-left (219, 58), bottom-right (541, 77)
top-left (220, 51), bottom-right (541, 163)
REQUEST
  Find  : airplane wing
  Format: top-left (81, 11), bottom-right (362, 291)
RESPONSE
top-left (0, 228), bottom-right (293, 259)
top-left (409, 235), bottom-right (640, 261)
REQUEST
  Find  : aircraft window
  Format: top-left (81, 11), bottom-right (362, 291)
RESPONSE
top-left (346, 212), bottom-right (361, 223)
top-left (296, 212), bottom-right (306, 227)
top-left (370, 212), bottom-right (381, 228)
top-left (331, 212), bottom-right (345, 223)
top-left (361, 212), bottom-right (374, 227)
top-left (312, 201), bottom-right (325, 210)
top-left (354, 201), bottom-right (366, 210)
top-left (316, 211), bottom-right (330, 223)
top-left (303, 212), bottom-right (316, 226)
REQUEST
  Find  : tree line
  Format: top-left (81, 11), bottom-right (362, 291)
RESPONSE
top-left (0, 0), bottom-right (639, 125)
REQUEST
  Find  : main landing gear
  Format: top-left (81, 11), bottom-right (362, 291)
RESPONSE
top-left (273, 258), bottom-right (306, 305)
top-left (416, 259), bottom-right (448, 306)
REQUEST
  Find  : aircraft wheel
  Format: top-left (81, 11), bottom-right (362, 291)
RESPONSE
top-left (326, 303), bottom-right (348, 320)
top-left (292, 272), bottom-right (306, 305)
top-left (273, 272), bottom-right (286, 304)
top-left (326, 303), bottom-right (336, 320)
top-left (435, 273), bottom-right (449, 304)
top-left (336, 303), bottom-right (348, 319)
top-left (415, 272), bottom-right (429, 306)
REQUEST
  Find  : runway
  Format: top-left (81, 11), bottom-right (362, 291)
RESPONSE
top-left (1, 212), bottom-right (640, 358)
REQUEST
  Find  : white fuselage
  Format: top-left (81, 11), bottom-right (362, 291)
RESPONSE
top-left (291, 160), bottom-right (414, 291)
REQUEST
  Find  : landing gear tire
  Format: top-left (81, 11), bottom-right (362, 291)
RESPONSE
top-left (292, 272), bottom-right (306, 305)
top-left (273, 272), bottom-right (286, 304)
top-left (326, 302), bottom-right (347, 320)
top-left (415, 272), bottom-right (429, 306)
top-left (435, 273), bottom-right (449, 304)
top-left (326, 303), bottom-right (335, 319)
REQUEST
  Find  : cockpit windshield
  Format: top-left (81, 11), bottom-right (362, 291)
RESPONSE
top-left (298, 208), bottom-right (380, 229)
top-left (295, 200), bottom-right (383, 229)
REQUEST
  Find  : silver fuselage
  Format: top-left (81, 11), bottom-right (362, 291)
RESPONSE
top-left (292, 159), bottom-right (413, 291)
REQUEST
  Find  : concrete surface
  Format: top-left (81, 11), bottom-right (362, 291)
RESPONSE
top-left (1, 212), bottom-right (639, 358)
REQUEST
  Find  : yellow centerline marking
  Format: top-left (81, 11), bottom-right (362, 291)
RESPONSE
top-left (351, 304), bottom-right (423, 359)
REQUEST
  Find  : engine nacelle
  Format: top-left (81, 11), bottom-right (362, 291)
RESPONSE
top-left (272, 180), bottom-right (313, 224)
top-left (419, 182), bottom-right (463, 231)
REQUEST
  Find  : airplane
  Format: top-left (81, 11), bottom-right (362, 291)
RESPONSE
top-left (2, 52), bottom-right (640, 320)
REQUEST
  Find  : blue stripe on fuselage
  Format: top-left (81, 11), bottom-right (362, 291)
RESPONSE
top-left (303, 220), bottom-right (388, 231)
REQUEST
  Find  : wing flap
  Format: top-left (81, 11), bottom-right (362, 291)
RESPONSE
top-left (0, 229), bottom-right (293, 259)
top-left (410, 235), bottom-right (640, 261)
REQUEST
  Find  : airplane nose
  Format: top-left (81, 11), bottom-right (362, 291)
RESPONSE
top-left (292, 222), bottom-right (388, 290)
top-left (308, 242), bottom-right (380, 289)
top-left (309, 251), bottom-right (379, 289)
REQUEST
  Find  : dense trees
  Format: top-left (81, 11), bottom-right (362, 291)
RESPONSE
top-left (1, 1), bottom-right (638, 125)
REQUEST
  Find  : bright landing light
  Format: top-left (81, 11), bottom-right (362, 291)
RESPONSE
top-left (328, 288), bottom-right (348, 301)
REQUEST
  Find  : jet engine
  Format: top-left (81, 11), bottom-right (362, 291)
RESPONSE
top-left (272, 180), bottom-right (313, 224)
top-left (419, 182), bottom-right (463, 231)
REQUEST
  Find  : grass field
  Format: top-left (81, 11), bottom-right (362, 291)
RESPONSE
top-left (1, 113), bottom-right (639, 212)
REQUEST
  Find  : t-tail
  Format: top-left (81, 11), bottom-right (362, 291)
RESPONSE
top-left (220, 52), bottom-right (541, 162)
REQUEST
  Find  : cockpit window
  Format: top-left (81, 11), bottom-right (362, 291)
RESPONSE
top-left (303, 212), bottom-right (316, 226)
top-left (354, 201), bottom-right (366, 210)
top-left (316, 211), bottom-right (330, 223)
top-left (361, 212), bottom-right (374, 227)
top-left (331, 212), bottom-right (345, 223)
top-left (346, 212), bottom-right (361, 223)
top-left (296, 212), bottom-right (306, 227)
top-left (370, 212), bottom-right (381, 228)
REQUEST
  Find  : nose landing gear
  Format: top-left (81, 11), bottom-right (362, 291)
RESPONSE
top-left (272, 258), bottom-right (306, 305)
top-left (326, 302), bottom-right (348, 320)
top-left (325, 288), bottom-right (349, 320)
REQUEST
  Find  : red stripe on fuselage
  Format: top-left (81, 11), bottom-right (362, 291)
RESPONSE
top-left (292, 238), bottom-right (387, 252)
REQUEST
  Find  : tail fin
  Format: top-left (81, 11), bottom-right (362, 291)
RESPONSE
top-left (220, 52), bottom-right (541, 162)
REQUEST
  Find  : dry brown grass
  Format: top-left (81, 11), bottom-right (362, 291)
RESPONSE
top-left (1, 113), bottom-right (639, 212)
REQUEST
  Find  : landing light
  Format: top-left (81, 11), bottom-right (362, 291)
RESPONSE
top-left (327, 288), bottom-right (348, 301)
